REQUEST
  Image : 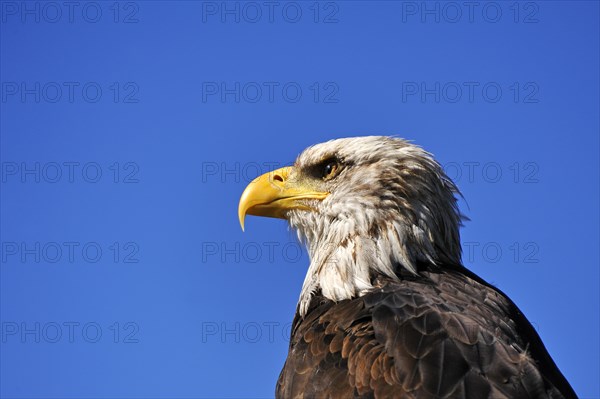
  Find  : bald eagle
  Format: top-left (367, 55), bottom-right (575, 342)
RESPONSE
top-left (238, 136), bottom-right (576, 399)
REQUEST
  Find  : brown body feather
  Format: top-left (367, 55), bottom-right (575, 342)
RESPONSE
top-left (276, 265), bottom-right (577, 399)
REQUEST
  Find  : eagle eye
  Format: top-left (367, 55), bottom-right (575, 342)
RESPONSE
top-left (321, 159), bottom-right (340, 180)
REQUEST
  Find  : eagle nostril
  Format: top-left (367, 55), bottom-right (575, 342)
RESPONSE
top-left (273, 174), bottom-right (284, 183)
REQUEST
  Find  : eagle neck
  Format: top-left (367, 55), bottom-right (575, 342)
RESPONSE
top-left (295, 216), bottom-right (413, 317)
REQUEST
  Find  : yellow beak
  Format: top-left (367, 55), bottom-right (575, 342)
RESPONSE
top-left (238, 166), bottom-right (329, 231)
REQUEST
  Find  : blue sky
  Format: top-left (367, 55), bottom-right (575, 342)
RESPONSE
top-left (1, 1), bottom-right (598, 398)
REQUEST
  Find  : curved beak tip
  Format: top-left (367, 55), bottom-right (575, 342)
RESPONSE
top-left (238, 205), bottom-right (247, 232)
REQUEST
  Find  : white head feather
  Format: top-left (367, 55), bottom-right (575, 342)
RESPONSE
top-left (286, 136), bottom-right (463, 316)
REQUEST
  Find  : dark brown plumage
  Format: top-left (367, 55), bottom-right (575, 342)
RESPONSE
top-left (276, 264), bottom-right (577, 399)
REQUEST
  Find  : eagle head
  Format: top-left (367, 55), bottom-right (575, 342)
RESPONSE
top-left (239, 136), bottom-right (463, 315)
